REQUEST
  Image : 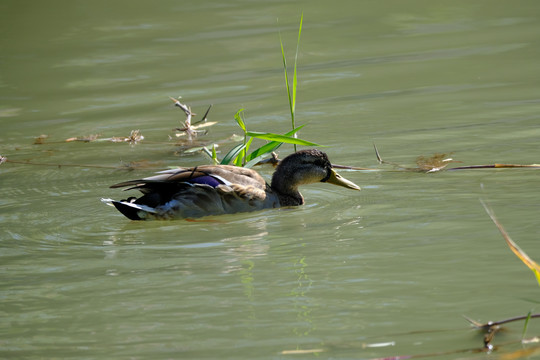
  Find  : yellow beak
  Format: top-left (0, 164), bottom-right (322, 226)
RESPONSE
top-left (325, 169), bottom-right (361, 190)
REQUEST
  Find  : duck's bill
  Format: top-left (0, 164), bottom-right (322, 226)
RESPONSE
top-left (325, 169), bottom-right (361, 190)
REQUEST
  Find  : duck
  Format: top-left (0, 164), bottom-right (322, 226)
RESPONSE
top-left (102, 149), bottom-right (360, 220)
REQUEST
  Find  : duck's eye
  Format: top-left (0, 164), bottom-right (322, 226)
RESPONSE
top-left (320, 169), bottom-right (332, 183)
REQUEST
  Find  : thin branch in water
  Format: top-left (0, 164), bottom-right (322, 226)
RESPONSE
top-left (332, 163), bottom-right (380, 171)
top-left (170, 97), bottom-right (215, 141)
top-left (169, 96), bottom-right (194, 116)
top-left (464, 313), bottom-right (540, 349)
top-left (191, 104), bottom-right (212, 126)
top-left (373, 142), bottom-right (383, 164)
top-left (373, 142), bottom-right (418, 171)
top-left (173, 123), bottom-right (216, 139)
top-left (373, 143), bottom-right (540, 172)
top-left (170, 96), bottom-right (195, 140)
top-left (65, 134), bottom-right (101, 142)
top-left (449, 163), bottom-right (540, 170)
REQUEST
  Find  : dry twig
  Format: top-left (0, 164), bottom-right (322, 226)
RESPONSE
top-left (170, 97), bottom-right (214, 141)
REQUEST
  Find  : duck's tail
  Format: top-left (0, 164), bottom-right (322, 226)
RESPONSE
top-left (101, 198), bottom-right (157, 220)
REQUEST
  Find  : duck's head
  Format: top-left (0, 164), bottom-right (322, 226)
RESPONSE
top-left (271, 149), bottom-right (360, 205)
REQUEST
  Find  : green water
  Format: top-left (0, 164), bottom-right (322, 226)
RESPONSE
top-left (2, 1), bottom-right (540, 359)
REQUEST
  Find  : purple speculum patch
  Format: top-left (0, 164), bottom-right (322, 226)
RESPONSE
top-left (186, 175), bottom-right (222, 188)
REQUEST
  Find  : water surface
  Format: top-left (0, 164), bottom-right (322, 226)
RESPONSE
top-left (1, 1), bottom-right (540, 359)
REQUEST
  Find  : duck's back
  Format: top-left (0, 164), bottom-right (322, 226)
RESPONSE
top-left (106, 165), bottom-right (280, 220)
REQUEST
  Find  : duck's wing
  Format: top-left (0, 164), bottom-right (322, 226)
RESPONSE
top-left (106, 165), bottom-right (277, 220)
top-left (110, 165), bottom-right (267, 192)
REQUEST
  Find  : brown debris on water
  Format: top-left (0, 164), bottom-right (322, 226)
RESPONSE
top-left (373, 143), bottom-right (458, 172)
top-left (65, 134), bottom-right (101, 142)
top-left (373, 143), bottom-right (540, 172)
top-left (170, 97), bottom-right (214, 141)
top-left (464, 313), bottom-right (540, 350)
top-left (64, 130), bottom-right (143, 144)
top-left (110, 129), bottom-right (144, 144)
top-left (415, 153), bottom-right (460, 172)
top-left (33, 134), bottom-right (49, 144)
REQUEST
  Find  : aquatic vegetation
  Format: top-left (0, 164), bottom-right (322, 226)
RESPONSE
top-left (217, 15), bottom-right (310, 167)
top-left (279, 12), bottom-right (303, 152)
top-left (481, 200), bottom-right (540, 286)
top-left (217, 109), bottom-right (320, 168)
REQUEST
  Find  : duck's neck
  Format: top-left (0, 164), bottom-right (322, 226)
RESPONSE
top-left (270, 171), bottom-right (304, 206)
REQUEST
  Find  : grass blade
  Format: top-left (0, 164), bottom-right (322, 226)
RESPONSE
top-left (234, 108), bottom-right (247, 132)
top-left (279, 32), bottom-right (293, 126)
top-left (481, 200), bottom-right (540, 286)
top-left (246, 131), bottom-right (320, 146)
top-left (246, 124), bottom-right (307, 162)
top-left (221, 143), bottom-right (247, 165)
top-left (522, 310), bottom-right (532, 340)
top-left (211, 144), bottom-right (218, 165)
top-left (236, 137), bottom-right (253, 167)
top-left (244, 154), bottom-right (273, 169)
top-left (279, 14), bottom-right (303, 152)
top-left (292, 13), bottom-right (303, 127)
